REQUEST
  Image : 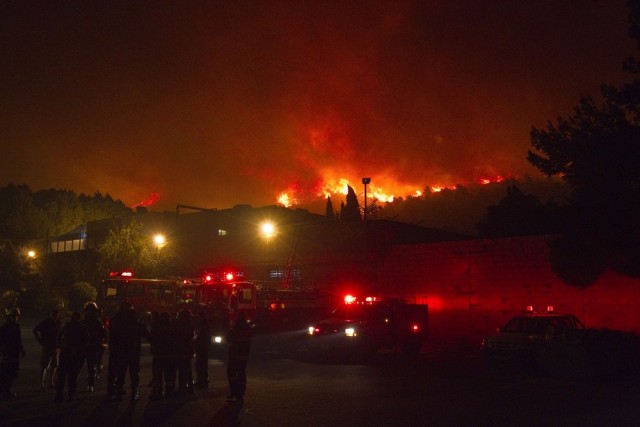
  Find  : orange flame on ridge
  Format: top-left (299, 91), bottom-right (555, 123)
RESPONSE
top-left (276, 174), bottom-right (508, 208)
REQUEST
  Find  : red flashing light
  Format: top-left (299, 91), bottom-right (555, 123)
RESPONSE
top-left (225, 272), bottom-right (234, 281)
top-left (526, 305), bottom-right (534, 312)
top-left (411, 323), bottom-right (420, 333)
top-left (204, 274), bottom-right (213, 283)
top-left (546, 305), bottom-right (554, 312)
top-left (344, 294), bottom-right (356, 304)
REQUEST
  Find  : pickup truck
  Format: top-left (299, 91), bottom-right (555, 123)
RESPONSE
top-left (306, 295), bottom-right (428, 360)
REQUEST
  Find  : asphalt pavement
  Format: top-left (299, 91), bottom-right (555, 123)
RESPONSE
top-left (0, 320), bottom-right (261, 427)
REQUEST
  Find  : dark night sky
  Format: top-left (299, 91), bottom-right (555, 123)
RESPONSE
top-left (0, 1), bottom-right (635, 212)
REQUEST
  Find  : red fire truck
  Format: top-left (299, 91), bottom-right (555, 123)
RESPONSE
top-left (97, 271), bottom-right (257, 355)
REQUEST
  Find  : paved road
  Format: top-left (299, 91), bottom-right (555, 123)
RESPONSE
top-left (3, 321), bottom-right (640, 426)
top-left (0, 320), bottom-right (258, 427)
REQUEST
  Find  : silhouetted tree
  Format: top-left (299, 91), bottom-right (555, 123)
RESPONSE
top-left (527, 0), bottom-right (640, 287)
top-left (33, 189), bottom-right (84, 237)
top-left (476, 185), bottom-right (562, 237)
top-left (97, 219), bottom-right (153, 277)
top-left (79, 192), bottom-right (132, 223)
top-left (325, 197), bottom-right (336, 219)
top-left (0, 238), bottom-right (28, 293)
top-left (340, 185), bottom-right (361, 222)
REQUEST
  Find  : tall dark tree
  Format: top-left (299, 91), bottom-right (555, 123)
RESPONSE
top-left (97, 219), bottom-right (153, 277)
top-left (527, 0), bottom-right (640, 287)
top-left (33, 189), bottom-right (84, 236)
top-left (0, 184), bottom-right (46, 241)
top-left (79, 192), bottom-right (132, 223)
top-left (476, 185), bottom-right (562, 238)
top-left (340, 185), bottom-right (361, 222)
top-left (325, 197), bottom-right (335, 219)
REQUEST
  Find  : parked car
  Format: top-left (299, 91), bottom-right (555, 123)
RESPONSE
top-left (482, 308), bottom-right (640, 377)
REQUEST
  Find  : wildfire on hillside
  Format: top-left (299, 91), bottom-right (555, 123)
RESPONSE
top-left (276, 174), bottom-right (508, 208)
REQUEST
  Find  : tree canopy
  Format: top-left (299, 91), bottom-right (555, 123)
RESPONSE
top-left (0, 184), bottom-right (132, 241)
top-left (476, 185), bottom-right (562, 238)
top-left (527, 0), bottom-right (640, 287)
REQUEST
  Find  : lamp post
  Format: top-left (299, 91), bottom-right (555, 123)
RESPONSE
top-left (26, 249), bottom-right (36, 275)
top-left (153, 234), bottom-right (166, 278)
top-left (259, 222), bottom-right (277, 285)
top-left (362, 177), bottom-right (371, 220)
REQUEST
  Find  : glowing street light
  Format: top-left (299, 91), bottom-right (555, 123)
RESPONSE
top-left (27, 250), bottom-right (36, 259)
top-left (153, 234), bottom-right (166, 248)
top-left (152, 234), bottom-right (166, 278)
top-left (260, 222), bottom-right (276, 239)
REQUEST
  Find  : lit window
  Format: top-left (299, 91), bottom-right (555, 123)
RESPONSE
top-left (218, 229), bottom-right (227, 236)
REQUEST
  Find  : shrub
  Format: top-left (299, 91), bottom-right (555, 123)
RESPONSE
top-left (69, 281), bottom-right (97, 313)
top-left (17, 285), bottom-right (65, 320)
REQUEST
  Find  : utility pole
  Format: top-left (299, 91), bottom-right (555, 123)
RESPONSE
top-left (362, 177), bottom-right (371, 220)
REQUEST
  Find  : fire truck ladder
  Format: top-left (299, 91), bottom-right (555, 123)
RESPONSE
top-left (283, 225), bottom-right (300, 289)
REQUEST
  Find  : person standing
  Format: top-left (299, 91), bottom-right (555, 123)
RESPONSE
top-left (107, 306), bottom-right (149, 403)
top-left (32, 309), bottom-right (61, 391)
top-left (54, 311), bottom-right (88, 402)
top-left (105, 300), bottom-right (130, 400)
top-left (149, 311), bottom-right (175, 399)
top-left (0, 306), bottom-right (26, 401)
top-left (226, 311), bottom-right (252, 407)
top-left (194, 310), bottom-right (211, 389)
top-left (96, 307), bottom-right (107, 378)
top-left (81, 302), bottom-right (106, 392)
top-left (175, 308), bottom-right (195, 395)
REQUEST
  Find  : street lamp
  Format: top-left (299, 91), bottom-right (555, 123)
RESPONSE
top-left (27, 250), bottom-right (36, 259)
top-left (260, 222), bottom-right (276, 239)
top-left (153, 234), bottom-right (166, 249)
top-left (362, 177), bottom-right (371, 220)
top-left (152, 234), bottom-right (166, 278)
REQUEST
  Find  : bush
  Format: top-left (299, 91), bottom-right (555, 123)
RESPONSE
top-left (69, 281), bottom-right (97, 313)
top-left (1, 289), bottom-right (19, 316)
top-left (17, 285), bottom-right (65, 320)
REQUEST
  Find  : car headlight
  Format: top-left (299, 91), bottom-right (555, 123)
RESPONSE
top-left (213, 336), bottom-right (223, 344)
top-left (345, 327), bottom-right (356, 337)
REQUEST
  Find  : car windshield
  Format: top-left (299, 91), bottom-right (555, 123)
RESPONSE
top-left (502, 315), bottom-right (583, 333)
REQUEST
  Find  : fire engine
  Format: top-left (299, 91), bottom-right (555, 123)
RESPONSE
top-left (306, 294), bottom-right (428, 360)
top-left (98, 270), bottom-right (257, 356)
top-left (178, 271), bottom-right (257, 353)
